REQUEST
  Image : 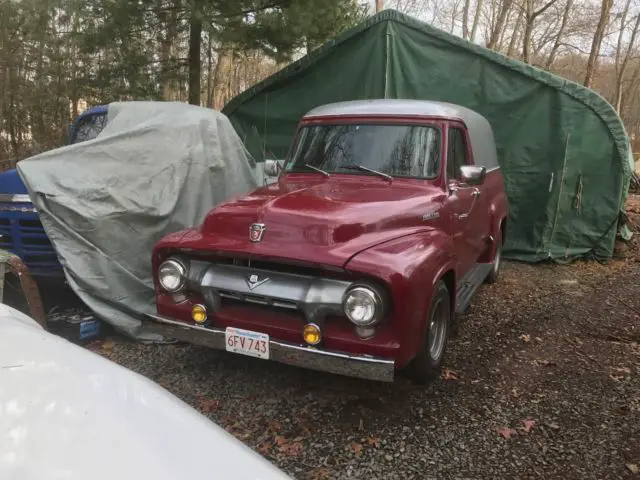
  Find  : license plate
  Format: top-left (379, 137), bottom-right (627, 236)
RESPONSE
top-left (224, 327), bottom-right (269, 360)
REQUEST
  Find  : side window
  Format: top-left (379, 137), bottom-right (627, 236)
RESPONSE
top-left (446, 127), bottom-right (468, 181)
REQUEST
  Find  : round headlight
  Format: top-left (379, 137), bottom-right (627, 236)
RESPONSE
top-left (343, 286), bottom-right (383, 327)
top-left (158, 258), bottom-right (186, 292)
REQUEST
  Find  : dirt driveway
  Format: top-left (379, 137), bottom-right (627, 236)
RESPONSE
top-left (94, 197), bottom-right (640, 480)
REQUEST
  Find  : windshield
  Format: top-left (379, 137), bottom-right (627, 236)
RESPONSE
top-left (70, 113), bottom-right (108, 144)
top-left (285, 123), bottom-right (441, 179)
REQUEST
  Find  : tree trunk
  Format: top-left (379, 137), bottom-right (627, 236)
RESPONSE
top-left (614, 14), bottom-right (640, 112)
top-left (487, 0), bottom-right (514, 50)
top-left (188, 0), bottom-right (203, 105)
top-left (507, 5), bottom-right (525, 57)
top-left (545, 0), bottom-right (573, 69)
top-left (470, 0), bottom-right (484, 41)
top-left (376, 0), bottom-right (384, 13)
top-left (523, 0), bottom-right (558, 64)
top-left (462, 0), bottom-right (471, 39)
top-left (498, 6), bottom-right (514, 50)
top-left (206, 30), bottom-right (214, 108)
top-left (584, 0), bottom-right (613, 88)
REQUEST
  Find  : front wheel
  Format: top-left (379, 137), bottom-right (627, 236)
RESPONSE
top-left (485, 230), bottom-right (503, 284)
top-left (405, 281), bottom-right (451, 384)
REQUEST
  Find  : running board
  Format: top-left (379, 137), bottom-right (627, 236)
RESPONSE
top-left (455, 263), bottom-right (492, 314)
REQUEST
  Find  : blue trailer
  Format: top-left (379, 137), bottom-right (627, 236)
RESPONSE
top-left (0, 106), bottom-right (109, 276)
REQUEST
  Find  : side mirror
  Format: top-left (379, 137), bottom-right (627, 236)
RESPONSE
top-left (459, 165), bottom-right (486, 186)
top-left (264, 159), bottom-right (282, 177)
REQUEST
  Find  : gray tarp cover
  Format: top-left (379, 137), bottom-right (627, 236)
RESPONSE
top-left (17, 101), bottom-right (258, 341)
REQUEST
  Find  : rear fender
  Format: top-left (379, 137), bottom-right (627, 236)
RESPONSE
top-left (479, 190), bottom-right (509, 263)
top-left (344, 230), bottom-right (456, 367)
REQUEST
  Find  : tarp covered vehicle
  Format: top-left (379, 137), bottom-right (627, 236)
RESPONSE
top-left (16, 101), bottom-right (258, 340)
top-left (0, 105), bottom-right (109, 276)
top-left (222, 9), bottom-right (634, 263)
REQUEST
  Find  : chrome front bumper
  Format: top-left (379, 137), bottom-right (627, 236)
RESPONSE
top-left (142, 315), bottom-right (396, 382)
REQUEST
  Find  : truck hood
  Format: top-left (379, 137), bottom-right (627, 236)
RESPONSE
top-left (191, 175), bottom-right (445, 267)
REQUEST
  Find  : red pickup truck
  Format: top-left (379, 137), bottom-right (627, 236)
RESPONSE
top-left (145, 99), bottom-right (509, 384)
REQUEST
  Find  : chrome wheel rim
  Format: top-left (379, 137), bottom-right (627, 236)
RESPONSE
top-left (493, 241), bottom-right (502, 275)
top-left (428, 299), bottom-right (447, 362)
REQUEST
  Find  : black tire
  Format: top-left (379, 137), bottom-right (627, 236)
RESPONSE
top-left (405, 280), bottom-right (451, 384)
top-left (485, 228), bottom-right (503, 284)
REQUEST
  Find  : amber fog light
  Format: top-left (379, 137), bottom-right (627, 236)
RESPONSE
top-left (303, 323), bottom-right (322, 345)
top-left (191, 304), bottom-right (207, 324)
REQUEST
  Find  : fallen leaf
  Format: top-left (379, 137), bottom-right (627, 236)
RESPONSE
top-left (545, 422), bottom-right (560, 430)
top-left (533, 359), bottom-right (557, 367)
top-left (610, 374), bottom-right (626, 381)
top-left (279, 441), bottom-right (302, 457)
top-left (274, 435), bottom-right (287, 446)
top-left (366, 435), bottom-right (381, 448)
top-left (196, 397), bottom-right (220, 413)
top-left (347, 442), bottom-right (363, 456)
top-left (441, 368), bottom-right (458, 380)
top-left (627, 463), bottom-right (639, 474)
top-left (267, 420), bottom-right (283, 434)
top-left (511, 387), bottom-right (520, 398)
top-left (614, 366), bottom-right (631, 374)
top-left (100, 339), bottom-right (115, 351)
top-left (257, 442), bottom-right (272, 455)
top-left (519, 334), bottom-right (531, 343)
top-left (308, 468), bottom-right (332, 480)
top-left (522, 419), bottom-right (535, 433)
top-left (497, 427), bottom-right (518, 439)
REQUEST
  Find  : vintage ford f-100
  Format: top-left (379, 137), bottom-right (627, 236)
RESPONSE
top-left (145, 99), bottom-right (509, 383)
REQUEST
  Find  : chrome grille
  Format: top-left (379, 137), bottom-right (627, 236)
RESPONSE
top-left (218, 290), bottom-right (298, 310)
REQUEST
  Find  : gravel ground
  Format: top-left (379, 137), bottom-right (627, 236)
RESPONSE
top-left (60, 198), bottom-right (640, 479)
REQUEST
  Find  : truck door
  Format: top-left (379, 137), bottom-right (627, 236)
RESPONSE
top-left (445, 124), bottom-right (487, 276)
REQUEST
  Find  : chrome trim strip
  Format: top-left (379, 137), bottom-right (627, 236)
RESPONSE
top-left (0, 194), bottom-right (32, 203)
top-left (143, 314), bottom-right (396, 382)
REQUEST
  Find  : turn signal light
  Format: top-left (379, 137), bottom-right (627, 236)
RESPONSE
top-left (303, 323), bottom-right (321, 345)
top-left (191, 304), bottom-right (207, 324)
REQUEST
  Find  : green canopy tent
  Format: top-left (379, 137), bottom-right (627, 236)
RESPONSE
top-left (221, 9), bottom-right (633, 263)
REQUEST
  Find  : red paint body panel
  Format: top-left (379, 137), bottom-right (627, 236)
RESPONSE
top-left (151, 110), bottom-right (509, 374)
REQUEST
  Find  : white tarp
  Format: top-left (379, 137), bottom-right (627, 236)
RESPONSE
top-left (17, 101), bottom-right (258, 341)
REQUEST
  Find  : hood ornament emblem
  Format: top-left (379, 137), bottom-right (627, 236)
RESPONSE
top-left (249, 223), bottom-right (266, 243)
top-left (246, 274), bottom-right (270, 290)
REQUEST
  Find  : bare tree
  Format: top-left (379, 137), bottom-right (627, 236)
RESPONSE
top-left (463, 0), bottom-right (471, 38)
top-left (506, 5), bottom-right (525, 56)
top-left (613, 0), bottom-right (640, 111)
top-left (487, 0), bottom-right (515, 49)
top-left (470, 0), bottom-right (484, 41)
top-left (584, 0), bottom-right (614, 88)
top-left (545, 0), bottom-right (574, 68)
top-left (522, 0), bottom-right (559, 63)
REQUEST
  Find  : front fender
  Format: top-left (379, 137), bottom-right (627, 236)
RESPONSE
top-left (344, 230), bottom-right (456, 367)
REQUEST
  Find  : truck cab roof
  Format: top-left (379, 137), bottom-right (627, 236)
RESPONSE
top-left (302, 99), bottom-right (500, 171)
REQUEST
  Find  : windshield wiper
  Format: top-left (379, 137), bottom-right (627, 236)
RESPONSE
top-left (304, 163), bottom-right (330, 177)
top-left (340, 165), bottom-right (393, 182)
